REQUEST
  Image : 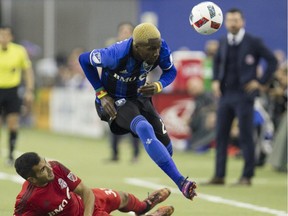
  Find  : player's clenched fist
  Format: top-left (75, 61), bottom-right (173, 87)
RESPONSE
top-left (138, 82), bottom-right (162, 97)
top-left (100, 95), bottom-right (117, 120)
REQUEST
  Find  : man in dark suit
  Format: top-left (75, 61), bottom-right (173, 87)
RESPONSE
top-left (206, 8), bottom-right (277, 185)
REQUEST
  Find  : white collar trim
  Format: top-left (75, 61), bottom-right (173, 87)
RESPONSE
top-left (227, 28), bottom-right (245, 45)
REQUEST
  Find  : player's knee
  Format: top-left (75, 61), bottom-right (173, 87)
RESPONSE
top-left (130, 115), bottom-right (150, 132)
top-left (136, 120), bottom-right (153, 133)
top-left (7, 113), bottom-right (20, 129)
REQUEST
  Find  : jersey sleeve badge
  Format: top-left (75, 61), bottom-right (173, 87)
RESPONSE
top-left (67, 172), bottom-right (78, 182)
top-left (92, 51), bottom-right (101, 64)
top-left (58, 178), bottom-right (68, 189)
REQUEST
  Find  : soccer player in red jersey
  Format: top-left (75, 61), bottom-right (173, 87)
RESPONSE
top-left (13, 152), bottom-right (174, 216)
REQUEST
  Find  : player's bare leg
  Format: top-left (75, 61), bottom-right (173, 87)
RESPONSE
top-left (6, 113), bottom-right (19, 165)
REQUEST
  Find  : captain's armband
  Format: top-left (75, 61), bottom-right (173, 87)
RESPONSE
top-left (96, 87), bottom-right (108, 99)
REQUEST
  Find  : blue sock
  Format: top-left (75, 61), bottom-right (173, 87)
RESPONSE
top-left (166, 142), bottom-right (173, 156)
top-left (130, 115), bottom-right (185, 189)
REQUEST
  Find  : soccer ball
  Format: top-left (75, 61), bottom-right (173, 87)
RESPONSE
top-left (189, 1), bottom-right (223, 35)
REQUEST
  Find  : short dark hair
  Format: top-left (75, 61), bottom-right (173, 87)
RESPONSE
top-left (226, 8), bottom-right (244, 18)
top-left (117, 22), bottom-right (134, 31)
top-left (0, 25), bottom-right (14, 36)
top-left (14, 152), bottom-right (41, 179)
top-left (0, 25), bottom-right (12, 30)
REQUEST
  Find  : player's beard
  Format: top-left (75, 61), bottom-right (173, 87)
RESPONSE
top-left (47, 171), bottom-right (55, 181)
top-left (146, 55), bottom-right (159, 65)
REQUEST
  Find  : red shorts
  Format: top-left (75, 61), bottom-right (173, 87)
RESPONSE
top-left (92, 188), bottom-right (121, 216)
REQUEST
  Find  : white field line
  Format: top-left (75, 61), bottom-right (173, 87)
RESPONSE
top-left (125, 178), bottom-right (288, 216)
top-left (2, 172), bottom-right (286, 216)
top-left (0, 172), bottom-right (24, 184)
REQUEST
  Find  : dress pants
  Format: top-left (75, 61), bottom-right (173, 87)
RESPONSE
top-left (215, 92), bottom-right (255, 178)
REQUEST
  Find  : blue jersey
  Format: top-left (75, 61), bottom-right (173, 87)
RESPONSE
top-left (79, 37), bottom-right (177, 100)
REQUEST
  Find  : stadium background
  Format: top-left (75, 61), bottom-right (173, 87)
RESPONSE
top-left (0, 0), bottom-right (287, 58)
top-left (0, 0), bottom-right (286, 140)
top-left (0, 1), bottom-right (287, 215)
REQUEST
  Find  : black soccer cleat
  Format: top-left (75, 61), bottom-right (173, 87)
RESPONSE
top-left (181, 178), bottom-right (197, 200)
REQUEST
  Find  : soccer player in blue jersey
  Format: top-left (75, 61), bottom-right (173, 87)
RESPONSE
top-left (79, 22), bottom-right (197, 200)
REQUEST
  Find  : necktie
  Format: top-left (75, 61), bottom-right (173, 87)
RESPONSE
top-left (232, 36), bottom-right (236, 45)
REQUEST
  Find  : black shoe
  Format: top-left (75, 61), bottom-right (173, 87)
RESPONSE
top-left (6, 158), bottom-right (14, 167)
top-left (130, 156), bottom-right (139, 164)
top-left (201, 177), bottom-right (225, 185)
top-left (232, 177), bottom-right (251, 186)
top-left (103, 156), bottom-right (119, 163)
top-left (180, 178), bottom-right (197, 200)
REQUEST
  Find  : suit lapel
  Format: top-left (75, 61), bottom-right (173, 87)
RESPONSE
top-left (237, 34), bottom-right (249, 67)
top-left (219, 39), bottom-right (228, 79)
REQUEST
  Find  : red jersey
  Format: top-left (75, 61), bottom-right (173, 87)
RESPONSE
top-left (14, 161), bottom-right (84, 216)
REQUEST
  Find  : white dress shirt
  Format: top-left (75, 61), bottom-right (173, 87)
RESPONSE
top-left (227, 28), bottom-right (245, 45)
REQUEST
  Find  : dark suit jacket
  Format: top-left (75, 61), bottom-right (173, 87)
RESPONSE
top-left (213, 33), bottom-right (277, 90)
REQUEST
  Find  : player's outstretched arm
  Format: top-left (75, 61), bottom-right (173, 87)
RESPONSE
top-left (74, 182), bottom-right (95, 216)
top-left (79, 52), bottom-right (102, 90)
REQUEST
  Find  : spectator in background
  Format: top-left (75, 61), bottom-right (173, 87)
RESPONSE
top-left (268, 110), bottom-right (287, 172)
top-left (0, 25), bottom-right (35, 165)
top-left (267, 53), bottom-right (287, 172)
top-left (203, 40), bottom-right (219, 92)
top-left (55, 47), bottom-right (90, 90)
top-left (267, 50), bottom-right (287, 130)
top-left (204, 8), bottom-right (277, 186)
top-left (253, 97), bottom-right (274, 167)
top-left (105, 22), bottom-right (141, 163)
top-left (186, 77), bottom-right (216, 152)
top-left (35, 57), bottom-right (58, 87)
top-left (105, 22), bottom-right (135, 46)
top-left (253, 50), bottom-right (287, 167)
